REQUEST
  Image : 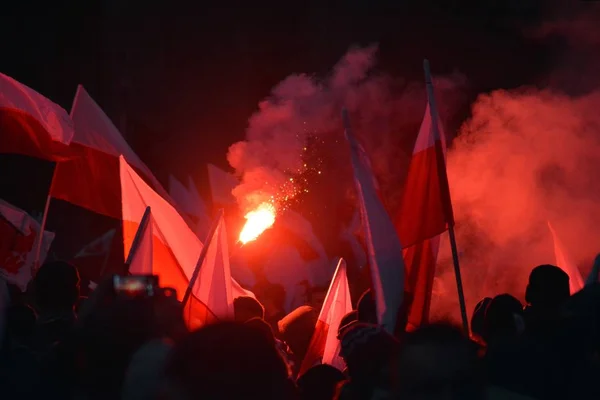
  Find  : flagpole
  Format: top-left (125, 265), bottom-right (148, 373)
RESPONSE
top-left (124, 206), bottom-right (152, 268)
top-left (424, 59), bottom-right (469, 334)
top-left (182, 208), bottom-right (224, 308)
top-left (32, 166), bottom-right (57, 271)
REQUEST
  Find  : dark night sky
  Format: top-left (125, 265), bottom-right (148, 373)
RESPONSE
top-left (0, 1), bottom-right (563, 185)
top-left (2, 0), bottom-right (595, 263)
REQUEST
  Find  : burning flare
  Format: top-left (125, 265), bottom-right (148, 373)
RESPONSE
top-left (239, 202), bottom-right (276, 244)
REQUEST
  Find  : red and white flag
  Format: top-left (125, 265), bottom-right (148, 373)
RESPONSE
top-left (343, 109), bottom-right (404, 333)
top-left (547, 222), bottom-right (584, 294)
top-left (0, 199), bottom-right (54, 290)
top-left (0, 72), bottom-right (74, 160)
top-left (188, 212), bottom-right (235, 328)
top-left (395, 63), bottom-right (454, 329)
top-left (51, 85), bottom-right (171, 218)
top-left (120, 157), bottom-right (253, 328)
top-left (299, 258), bottom-right (352, 376)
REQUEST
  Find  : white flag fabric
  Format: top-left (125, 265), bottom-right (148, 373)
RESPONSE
top-left (299, 258), bottom-right (352, 375)
top-left (120, 156), bottom-right (254, 304)
top-left (128, 215), bottom-right (155, 275)
top-left (192, 213), bottom-right (234, 320)
top-left (0, 72), bottom-right (74, 144)
top-left (548, 222), bottom-right (584, 294)
top-left (343, 109), bottom-right (405, 333)
top-left (341, 209), bottom-right (367, 269)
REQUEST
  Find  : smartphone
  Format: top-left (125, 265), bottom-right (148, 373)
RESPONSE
top-left (113, 275), bottom-right (159, 297)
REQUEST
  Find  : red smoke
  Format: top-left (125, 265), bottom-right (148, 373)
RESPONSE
top-left (431, 88), bottom-right (600, 321)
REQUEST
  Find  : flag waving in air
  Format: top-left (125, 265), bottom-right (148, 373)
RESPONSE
top-left (343, 109), bottom-right (404, 333)
top-left (0, 72), bottom-right (74, 160)
top-left (120, 157), bottom-right (253, 329)
top-left (547, 222), bottom-right (584, 294)
top-left (299, 258), bottom-right (352, 375)
top-left (52, 85), bottom-right (172, 218)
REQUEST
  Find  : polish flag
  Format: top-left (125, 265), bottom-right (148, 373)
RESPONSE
top-left (395, 62), bottom-right (454, 329)
top-left (298, 258), bottom-right (352, 376)
top-left (168, 175), bottom-right (211, 239)
top-left (343, 109), bottom-right (404, 333)
top-left (547, 222), bottom-right (584, 294)
top-left (120, 157), bottom-right (253, 328)
top-left (0, 199), bottom-right (55, 290)
top-left (0, 72), bottom-right (74, 160)
top-left (186, 212), bottom-right (235, 329)
top-left (51, 85), bottom-right (171, 218)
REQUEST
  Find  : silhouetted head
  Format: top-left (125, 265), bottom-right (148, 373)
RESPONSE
top-left (357, 289), bottom-right (378, 325)
top-left (338, 322), bottom-right (399, 384)
top-left (245, 317), bottom-right (276, 346)
top-left (297, 364), bottom-right (345, 400)
top-left (164, 322), bottom-right (294, 400)
top-left (525, 265), bottom-right (570, 310)
top-left (33, 260), bottom-right (80, 313)
top-left (234, 296), bottom-right (265, 322)
top-left (395, 323), bottom-right (484, 400)
top-left (338, 310), bottom-right (358, 336)
top-left (470, 297), bottom-right (492, 340)
top-left (483, 294), bottom-right (524, 344)
top-left (278, 306), bottom-right (318, 363)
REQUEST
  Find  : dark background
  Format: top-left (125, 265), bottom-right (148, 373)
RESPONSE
top-left (0, 0), bottom-right (595, 272)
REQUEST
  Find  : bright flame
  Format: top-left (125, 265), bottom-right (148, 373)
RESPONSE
top-left (239, 202), bottom-right (276, 244)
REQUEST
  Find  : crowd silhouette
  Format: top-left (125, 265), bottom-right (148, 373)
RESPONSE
top-left (1, 259), bottom-right (600, 399)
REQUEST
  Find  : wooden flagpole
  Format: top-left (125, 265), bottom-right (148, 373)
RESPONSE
top-left (124, 206), bottom-right (152, 269)
top-left (424, 59), bottom-right (469, 334)
top-left (182, 208), bottom-right (224, 308)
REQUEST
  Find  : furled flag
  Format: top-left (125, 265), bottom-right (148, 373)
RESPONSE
top-left (0, 199), bottom-right (55, 290)
top-left (548, 221), bottom-right (584, 294)
top-left (207, 164), bottom-right (238, 206)
top-left (51, 85), bottom-right (172, 218)
top-left (395, 60), bottom-right (454, 330)
top-left (0, 72), bottom-right (74, 159)
top-left (186, 212), bottom-right (235, 329)
top-left (120, 157), bottom-right (253, 328)
top-left (343, 109), bottom-right (404, 333)
top-left (127, 208), bottom-right (154, 276)
top-left (299, 258), bottom-right (353, 376)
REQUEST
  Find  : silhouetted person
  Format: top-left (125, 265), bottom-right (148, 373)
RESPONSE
top-left (337, 323), bottom-right (399, 400)
top-left (278, 305), bottom-right (318, 372)
top-left (338, 310), bottom-right (358, 336)
top-left (394, 323), bottom-right (484, 400)
top-left (234, 295), bottom-right (265, 322)
top-left (298, 364), bottom-right (345, 400)
top-left (482, 294), bottom-right (524, 345)
top-left (164, 322), bottom-right (297, 399)
top-left (356, 289), bottom-right (378, 325)
top-left (31, 260), bottom-right (80, 352)
top-left (471, 297), bottom-right (492, 344)
top-left (524, 264), bottom-right (569, 335)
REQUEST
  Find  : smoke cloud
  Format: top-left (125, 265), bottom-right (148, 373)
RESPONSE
top-left (431, 88), bottom-right (600, 320)
top-left (227, 45), bottom-right (465, 214)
